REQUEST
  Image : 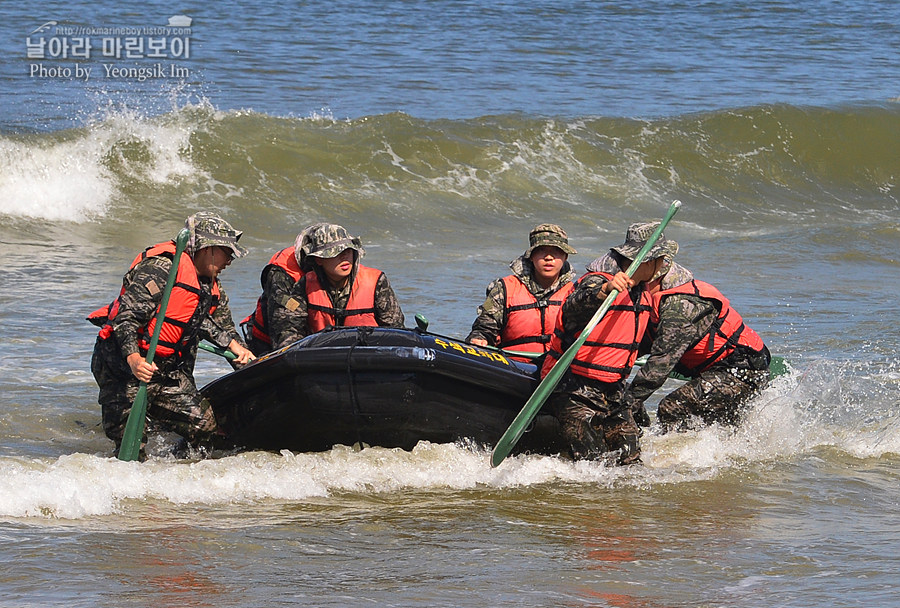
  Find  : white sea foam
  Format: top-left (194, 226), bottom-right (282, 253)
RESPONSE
top-left (5, 364), bottom-right (896, 523)
top-left (0, 135), bottom-right (113, 221)
top-left (0, 107), bottom-right (205, 222)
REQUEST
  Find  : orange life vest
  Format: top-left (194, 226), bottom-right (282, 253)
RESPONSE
top-left (652, 279), bottom-right (765, 375)
top-left (87, 241), bottom-right (219, 358)
top-left (500, 275), bottom-right (574, 361)
top-left (306, 265), bottom-right (381, 332)
top-left (542, 272), bottom-right (652, 383)
top-left (242, 247), bottom-right (303, 346)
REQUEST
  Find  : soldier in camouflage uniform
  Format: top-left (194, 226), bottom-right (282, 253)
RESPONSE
top-left (544, 222), bottom-right (678, 465)
top-left (272, 223), bottom-right (405, 348)
top-left (466, 223), bottom-right (577, 361)
top-left (241, 223), bottom-right (324, 355)
top-left (89, 212), bottom-right (255, 456)
top-left (615, 261), bottom-right (771, 432)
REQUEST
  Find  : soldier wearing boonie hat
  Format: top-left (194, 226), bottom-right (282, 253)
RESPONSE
top-left (89, 212), bottom-right (255, 458)
top-left (619, 229), bottom-right (771, 434)
top-left (251, 223), bottom-right (404, 352)
top-left (539, 218), bottom-right (684, 466)
top-left (466, 223), bottom-right (577, 362)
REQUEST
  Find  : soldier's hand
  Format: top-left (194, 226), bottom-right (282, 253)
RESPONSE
top-left (469, 338), bottom-right (489, 347)
top-left (126, 353), bottom-right (158, 383)
top-left (601, 272), bottom-right (634, 297)
top-left (227, 340), bottom-right (256, 365)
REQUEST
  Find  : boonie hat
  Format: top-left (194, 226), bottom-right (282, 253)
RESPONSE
top-left (586, 252), bottom-right (694, 287)
top-left (299, 223), bottom-right (365, 261)
top-left (185, 212), bottom-right (248, 258)
top-left (610, 221), bottom-right (678, 261)
top-left (524, 223), bottom-right (577, 257)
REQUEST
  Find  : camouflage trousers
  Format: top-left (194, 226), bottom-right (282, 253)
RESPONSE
top-left (656, 365), bottom-right (770, 431)
top-left (91, 338), bottom-right (220, 452)
top-left (548, 374), bottom-right (641, 465)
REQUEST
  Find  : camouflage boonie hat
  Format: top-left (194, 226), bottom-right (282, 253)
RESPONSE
top-left (185, 212), bottom-right (248, 258)
top-left (587, 250), bottom-right (687, 283)
top-left (524, 223), bottom-right (577, 257)
top-left (299, 223), bottom-right (365, 261)
top-left (611, 221), bottom-right (678, 261)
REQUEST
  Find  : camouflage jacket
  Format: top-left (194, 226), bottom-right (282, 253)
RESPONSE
top-left (259, 264), bottom-right (300, 349)
top-left (272, 265), bottom-right (405, 349)
top-left (627, 293), bottom-right (718, 405)
top-left (108, 255), bottom-right (243, 368)
top-left (465, 255), bottom-right (575, 345)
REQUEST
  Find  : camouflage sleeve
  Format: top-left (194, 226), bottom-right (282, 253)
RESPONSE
top-left (374, 273), bottom-right (405, 328)
top-left (628, 294), bottom-right (719, 405)
top-left (263, 266), bottom-right (300, 347)
top-left (560, 274), bottom-right (609, 336)
top-left (465, 278), bottom-right (505, 345)
top-left (111, 257), bottom-right (170, 358)
top-left (200, 281), bottom-right (245, 348)
top-left (271, 275), bottom-right (310, 349)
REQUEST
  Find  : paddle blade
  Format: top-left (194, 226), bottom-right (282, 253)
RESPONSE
top-left (490, 331), bottom-right (585, 466)
top-left (118, 384), bottom-right (148, 461)
top-left (769, 356), bottom-right (790, 378)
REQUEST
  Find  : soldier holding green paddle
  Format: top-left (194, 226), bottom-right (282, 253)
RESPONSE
top-left (541, 222), bottom-right (678, 465)
top-left (88, 212), bottom-right (255, 458)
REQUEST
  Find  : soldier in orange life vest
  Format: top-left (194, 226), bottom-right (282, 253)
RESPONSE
top-left (88, 212), bottom-right (255, 456)
top-left (466, 223), bottom-right (577, 363)
top-left (542, 222), bottom-right (678, 464)
top-left (271, 223), bottom-right (405, 349)
top-left (621, 260), bottom-right (771, 432)
top-left (241, 223), bottom-right (323, 356)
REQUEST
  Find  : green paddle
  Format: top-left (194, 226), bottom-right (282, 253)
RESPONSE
top-left (490, 200), bottom-right (682, 467)
top-left (634, 354), bottom-right (791, 380)
top-left (199, 342), bottom-right (237, 360)
top-left (118, 228), bottom-right (191, 462)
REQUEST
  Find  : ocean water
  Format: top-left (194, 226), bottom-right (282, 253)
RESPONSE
top-left (1, 1), bottom-right (900, 606)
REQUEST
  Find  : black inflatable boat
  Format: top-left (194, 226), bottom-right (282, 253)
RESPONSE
top-left (200, 326), bottom-right (566, 455)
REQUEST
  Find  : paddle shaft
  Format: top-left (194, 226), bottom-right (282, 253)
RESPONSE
top-left (633, 354), bottom-right (789, 381)
top-left (199, 342), bottom-right (237, 360)
top-left (118, 228), bottom-right (191, 461)
top-left (490, 200), bottom-right (682, 467)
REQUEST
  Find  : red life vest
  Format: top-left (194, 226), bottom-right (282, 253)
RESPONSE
top-left (87, 241), bottom-right (219, 358)
top-left (500, 275), bottom-right (574, 361)
top-left (306, 265), bottom-right (381, 332)
top-left (652, 279), bottom-right (765, 375)
top-left (242, 247), bottom-right (303, 346)
top-left (541, 272), bottom-right (652, 383)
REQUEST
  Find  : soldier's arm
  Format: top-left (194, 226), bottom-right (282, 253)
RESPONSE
top-left (270, 275), bottom-right (311, 349)
top-left (465, 278), bottom-right (505, 345)
top-left (201, 282), bottom-right (244, 348)
top-left (202, 283), bottom-right (256, 365)
top-left (260, 267), bottom-right (298, 342)
top-left (560, 274), bottom-right (609, 333)
top-left (628, 295), bottom-right (718, 405)
top-left (374, 273), bottom-right (405, 328)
